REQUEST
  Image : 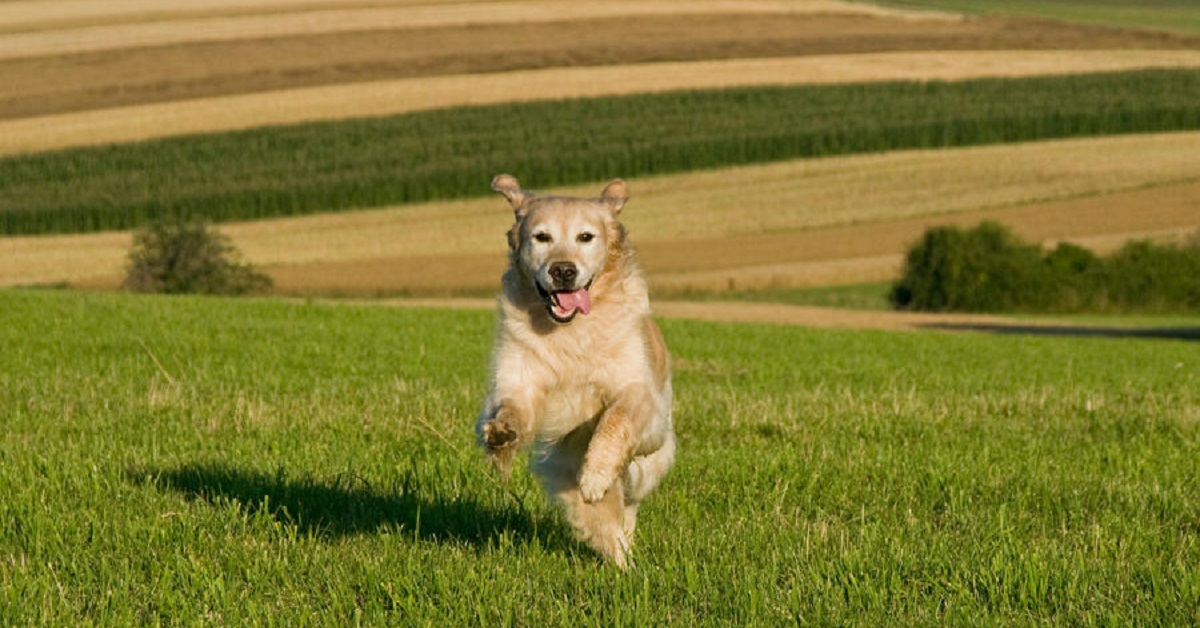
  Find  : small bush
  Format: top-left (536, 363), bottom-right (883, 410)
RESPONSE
top-left (1041, 242), bottom-right (1105, 311)
top-left (123, 219), bottom-right (272, 296)
top-left (892, 224), bottom-right (1200, 314)
top-left (1103, 239), bottom-right (1200, 311)
top-left (889, 222), bottom-right (1044, 312)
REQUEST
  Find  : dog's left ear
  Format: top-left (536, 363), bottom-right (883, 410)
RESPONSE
top-left (599, 179), bottom-right (628, 214)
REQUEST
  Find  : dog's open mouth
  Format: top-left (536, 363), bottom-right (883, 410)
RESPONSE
top-left (536, 283), bottom-right (592, 323)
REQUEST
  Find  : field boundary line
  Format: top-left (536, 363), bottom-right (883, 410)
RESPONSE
top-left (5, 50), bottom-right (1200, 157)
top-left (315, 296), bottom-right (990, 330)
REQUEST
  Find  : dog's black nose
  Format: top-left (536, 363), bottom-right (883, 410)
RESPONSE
top-left (549, 262), bottom-right (578, 288)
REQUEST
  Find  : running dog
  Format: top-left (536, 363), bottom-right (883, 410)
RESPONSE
top-left (476, 174), bottom-right (675, 568)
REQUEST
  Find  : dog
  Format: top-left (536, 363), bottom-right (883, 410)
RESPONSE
top-left (476, 174), bottom-right (675, 568)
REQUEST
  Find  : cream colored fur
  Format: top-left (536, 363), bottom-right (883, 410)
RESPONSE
top-left (477, 174), bottom-right (675, 568)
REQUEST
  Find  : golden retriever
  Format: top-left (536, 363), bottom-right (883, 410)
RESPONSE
top-left (476, 174), bottom-right (675, 568)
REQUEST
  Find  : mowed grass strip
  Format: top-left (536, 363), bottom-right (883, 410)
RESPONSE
top-left (4, 69), bottom-right (1200, 236)
top-left (0, 289), bottom-right (1196, 623)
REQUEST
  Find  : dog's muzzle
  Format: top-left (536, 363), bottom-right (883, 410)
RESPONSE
top-left (537, 262), bottom-right (592, 323)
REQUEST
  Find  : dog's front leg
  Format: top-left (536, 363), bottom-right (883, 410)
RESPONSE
top-left (578, 387), bottom-right (652, 503)
top-left (477, 396), bottom-right (536, 481)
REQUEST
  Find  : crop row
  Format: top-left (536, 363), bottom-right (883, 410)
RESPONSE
top-left (2, 69), bottom-right (1199, 235)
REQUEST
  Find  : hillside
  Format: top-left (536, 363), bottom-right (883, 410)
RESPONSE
top-left (1, 0), bottom-right (1198, 300)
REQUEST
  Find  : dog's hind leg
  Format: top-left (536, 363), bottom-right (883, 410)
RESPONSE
top-left (621, 430), bottom-right (676, 540)
top-left (559, 480), bottom-right (631, 569)
top-left (534, 440), bottom-right (631, 568)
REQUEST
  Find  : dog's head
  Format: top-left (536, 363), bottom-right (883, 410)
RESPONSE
top-left (492, 174), bottom-right (628, 324)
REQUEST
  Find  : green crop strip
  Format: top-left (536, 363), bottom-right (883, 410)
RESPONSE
top-left (3, 69), bottom-right (1199, 235)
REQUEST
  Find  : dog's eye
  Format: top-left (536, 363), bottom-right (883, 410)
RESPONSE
top-left (577, 232), bottom-right (596, 243)
top-left (533, 233), bottom-right (552, 244)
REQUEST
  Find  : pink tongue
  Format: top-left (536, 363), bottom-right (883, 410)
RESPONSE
top-left (556, 289), bottom-right (592, 316)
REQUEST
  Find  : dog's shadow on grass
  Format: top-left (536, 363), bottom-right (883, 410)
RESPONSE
top-left (130, 462), bottom-right (572, 551)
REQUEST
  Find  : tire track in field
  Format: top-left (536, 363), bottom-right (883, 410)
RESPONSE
top-left (4, 49), bottom-right (1200, 157)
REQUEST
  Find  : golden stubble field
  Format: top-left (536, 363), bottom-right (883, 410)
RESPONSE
top-left (3, 0), bottom-right (1199, 303)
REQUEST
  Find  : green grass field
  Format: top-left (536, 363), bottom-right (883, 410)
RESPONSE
top-left (4, 70), bottom-right (1200, 235)
top-left (1, 289), bottom-right (1196, 624)
top-left (872, 0), bottom-right (1200, 35)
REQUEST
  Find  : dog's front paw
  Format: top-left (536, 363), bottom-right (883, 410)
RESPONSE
top-left (481, 419), bottom-right (519, 451)
top-left (480, 419), bottom-right (520, 480)
top-left (579, 472), bottom-right (612, 504)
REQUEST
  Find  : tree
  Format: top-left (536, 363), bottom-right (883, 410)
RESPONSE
top-left (890, 221), bottom-right (1042, 312)
top-left (123, 219), bottom-right (272, 295)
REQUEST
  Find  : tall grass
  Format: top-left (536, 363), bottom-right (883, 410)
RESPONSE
top-left (3, 69), bottom-right (1200, 235)
top-left (1, 289), bottom-right (1198, 624)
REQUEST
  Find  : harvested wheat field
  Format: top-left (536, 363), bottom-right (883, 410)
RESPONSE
top-left (2, 0), bottom-right (1198, 154)
top-left (2, 0), bottom-right (1199, 313)
top-left (4, 8), bottom-right (1194, 120)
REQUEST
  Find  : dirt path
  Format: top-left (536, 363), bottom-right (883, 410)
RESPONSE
top-left (654, 301), bottom-right (1015, 330)
top-left (345, 297), bottom-right (1200, 338)
top-left (366, 296), bottom-right (987, 330)
top-left (651, 301), bottom-right (1199, 338)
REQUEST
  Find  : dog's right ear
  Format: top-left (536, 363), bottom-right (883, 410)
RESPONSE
top-left (491, 174), bottom-right (529, 214)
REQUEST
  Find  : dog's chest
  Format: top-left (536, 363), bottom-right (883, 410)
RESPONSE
top-left (529, 333), bottom-right (630, 441)
top-left (500, 308), bottom-right (646, 440)
top-left (537, 381), bottom-right (605, 441)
